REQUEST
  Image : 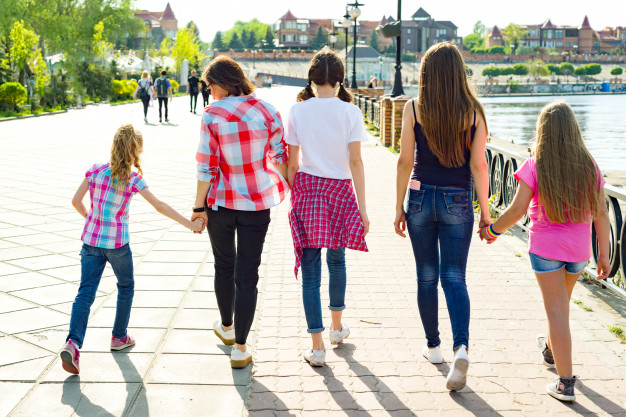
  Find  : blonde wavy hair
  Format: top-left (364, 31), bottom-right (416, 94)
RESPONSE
top-left (417, 42), bottom-right (487, 168)
top-left (535, 101), bottom-right (601, 223)
top-left (110, 124), bottom-right (143, 188)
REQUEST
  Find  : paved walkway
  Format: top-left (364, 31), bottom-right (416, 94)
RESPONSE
top-left (0, 87), bottom-right (625, 417)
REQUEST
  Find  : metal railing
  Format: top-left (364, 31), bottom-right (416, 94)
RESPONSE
top-left (485, 142), bottom-right (626, 297)
top-left (355, 94), bottom-right (380, 130)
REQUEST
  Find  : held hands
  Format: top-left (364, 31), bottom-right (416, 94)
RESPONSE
top-left (394, 208), bottom-right (406, 238)
top-left (190, 211), bottom-right (208, 234)
top-left (190, 218), bottom-right (205, 232)
top-left (477, 218), bottom-right (496, 244)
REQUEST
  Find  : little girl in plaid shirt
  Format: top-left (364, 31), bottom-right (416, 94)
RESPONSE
top-left (60, 124), bottom-right (203, 375)
top-left (286, 51), bottom-right (369, 367)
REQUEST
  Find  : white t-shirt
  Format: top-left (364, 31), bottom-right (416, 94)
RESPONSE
top-left (285, 97), bottom-right (368, 180)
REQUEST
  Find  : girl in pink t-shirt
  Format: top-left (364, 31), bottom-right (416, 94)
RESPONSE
top-left (479, 101), bottom-right (610, 402)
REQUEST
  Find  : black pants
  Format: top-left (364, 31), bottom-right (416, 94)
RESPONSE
top-left (206, 206), bottom-right (271, 345)
top-left (202, 93), bottom-right (209, 108)
top-left (190, 93), bottom-right (198, 112)
top-left (158, 97), bottom-right (168, 120)
top-left (140, 95), bottom-right (150, 117)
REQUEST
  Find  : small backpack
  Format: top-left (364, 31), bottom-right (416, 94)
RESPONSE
top-left (156, 77), bottom-right (169, 96)
top-left (139, 79), bottom-right (150, 99)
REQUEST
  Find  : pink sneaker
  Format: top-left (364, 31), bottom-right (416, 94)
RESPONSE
top-left (60, 340), bottom-right (80, 375)
top-left (110, 334), bottom-right (135, 351)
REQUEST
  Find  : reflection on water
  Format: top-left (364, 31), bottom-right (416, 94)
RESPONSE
top-left (480, 95), bottom-right (626, 172)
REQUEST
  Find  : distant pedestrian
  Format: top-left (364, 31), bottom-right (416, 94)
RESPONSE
top-left (479, 101), bottom-right (610, 402)
top-left (191, 56), bottom-right (289, 369)
top-left (155, 70), bottom-right (172, 123)
top-left (200, 79), bottom-right (210, 108)
top-left (286, 51), bottom-right (369, 367)
top-left (394, 42), bottom-right (490, 391)
top-left (59, 124), bottom-right (203, 375)
top-left (133, 71), bottom-right (155, 123)
top-left (148, 75), bottom-right (155, 107)
top-left (367, 76), bottom-right (378, 88)
top-left (187, 70), bottom-right (200, 113)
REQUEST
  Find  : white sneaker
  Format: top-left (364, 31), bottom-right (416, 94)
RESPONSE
top-left (213, 319), bottom-right (235, 345)
top-left (230, 346), bottom-right (252, 368)
top-left (329, 323), bottom-right (350, 345)
top-left (303, 349), bottom-right (326, 366)
top-left (422, 345), bottom-right (444, 364)
top-left (446, 345), bottom-right (469, 391)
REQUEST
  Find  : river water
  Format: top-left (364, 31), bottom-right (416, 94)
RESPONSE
top-left (259, 86), bottom-right (626, 173)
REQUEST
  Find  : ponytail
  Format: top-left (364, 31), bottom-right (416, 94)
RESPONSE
top-left (297, 81), bottom-right (315, 102)
top-left (336, 82), bottom-right (353, 103)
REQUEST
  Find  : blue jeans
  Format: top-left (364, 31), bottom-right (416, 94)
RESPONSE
top-left (67, 243), bottom-right (135, 348)
top-left (301, 248), bottom-right (347, 333)
top-left (529, 253), bottom-right (587, 274)
top-left (405, 185), bottom-right (473, 350)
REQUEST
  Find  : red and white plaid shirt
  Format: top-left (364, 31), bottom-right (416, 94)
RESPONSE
top-left (289, 172), bottom-right (368, 277)
top-left (196, 94), bottom-right (289, 211)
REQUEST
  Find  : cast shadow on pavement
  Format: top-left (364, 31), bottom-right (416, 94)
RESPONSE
top-left (236, 367), bottom-right (299, 416)
top-left (576, 380), bottom-right (625, 416)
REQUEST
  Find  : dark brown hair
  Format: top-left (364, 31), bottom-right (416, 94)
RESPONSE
top-left (202, 56), bottom-right (254, 97)
top-left (417, 42), bottom-right (487, 168)
top-left (297, 50), bottom-right (352, 102)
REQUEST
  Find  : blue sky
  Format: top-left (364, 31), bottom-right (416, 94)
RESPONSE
top-left (135, 0), bottom-right (626, 43)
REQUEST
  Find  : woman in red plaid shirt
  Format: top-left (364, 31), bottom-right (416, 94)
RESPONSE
top-left (191, 56), bottom-right (289, 369)
top-left (286, 51), bottom-right (369, 367)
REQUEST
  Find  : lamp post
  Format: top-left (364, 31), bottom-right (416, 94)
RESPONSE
top-left (348, 1), bottom-right (364, 89)
top-left (330, 27), bottom-right (338, 50)
top-left (342, 11), bottom-right (351, 85)
top-left (390, 0), bottom-right (404, 97)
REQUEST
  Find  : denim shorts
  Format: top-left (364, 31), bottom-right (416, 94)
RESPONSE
top-left (529, 253), bottom-right (587, 274)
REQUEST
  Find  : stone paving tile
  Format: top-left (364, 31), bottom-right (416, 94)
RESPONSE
top-left (89, 306), bottom-right (175, 329)
top-left (44, 352), bottom-right (153, 383)
top-left (147, 353), bottom-right (250, 385)
top-left (0, 307), bottom-right (68, 334)
top-left (0, 336), bottom-right (53, 366)
top-left (10, 283), bottom-right (83, 306)
top-left (0, 382), bottom-right (32, 417)
top-left (0, 293), bottom-right (35, 314)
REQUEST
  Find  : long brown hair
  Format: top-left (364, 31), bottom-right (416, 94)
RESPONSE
top-left (535, 101), bottom-right (600, 223)
top-left (417, 42), bottom-right (487, 168)
top-left (297, 50), bottom-right (352, 103)
top-left (110, 124), bottom-right (143, 188)
top-left (202, 56), bottom-right (254, 97)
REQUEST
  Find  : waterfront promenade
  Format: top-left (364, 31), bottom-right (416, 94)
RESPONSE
top-left (0, 88), bottom-right (625, 416)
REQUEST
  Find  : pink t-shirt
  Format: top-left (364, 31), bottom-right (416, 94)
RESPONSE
top-left (514, 157), bottom-right (605, 262)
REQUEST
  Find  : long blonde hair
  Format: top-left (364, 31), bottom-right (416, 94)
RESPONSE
top-left (110, 124), bottom-right (143, 188)
top-left (535, 101), bottom-right (600, 223)
top-left (417, 42), bottom-right (487, 168)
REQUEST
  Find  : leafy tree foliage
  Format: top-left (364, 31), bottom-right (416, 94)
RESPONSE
top-left (171, 27), bottom-right (202, 72)
top-left (501, 24), bottom-right (528, 54)
top-left (574, 66), bottom-right (587, 76)
top-left (186, 21), bottom-right (200, 40)
top-left (473, 21), bottom-right (486, 37)
top-left (9, 21), bottom-right (39, 75)
top-left (463, 33), bottom-right (484, 50)
top-left (481, 66), bottom-right (500, 77)
top-left (311, 26), bottom-right (327, 50)
top-left (212, 32), bottom-right (225, 50)
top-left (610, 66), bottom-right (623, 76)
top-left (583, 63), bottom-right (601, 76)
top-left (369, 30), bottom-right (379, 52)
top-left (224, 19), bottom-right (273, 48)
top-left (264, 26), bottom-right (275, 47)
top-left (247, 30), bottom-right (258, 49)
top-left (512, 63), bottom-right (529, 77)
top-left (228, 32), bottom-right (243, 51)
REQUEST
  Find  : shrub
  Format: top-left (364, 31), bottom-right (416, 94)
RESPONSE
top-left (500, 67), bottom-right (514, 76)
top-left (611, 66), bottom-right (624, 76)
top-left (481, 66), bottom-right (500, 77)
top-left (544, 64), bottom-right (560, 75)
top-left (583, 63), bottom-right (601, 76)
top-left (512, 63), bottom-right (529, 76)
top-left (111, 79), bottom-right (125, 96)
top-left (76, 62), bottom-right (112, 100)
top-left (487, 46), bottom-right (506, 55)
top-left (171, 79), bottom-right (179, 92)
top-left (470, 47), bottom-right (486, 54)
top-left (560, 62), bottom-right (574, 75)
top-left (574, 67), bottom-right (587, 76)
top-left (40, 75), bottom-right (70, 109)
top-left (0, 82), bottom-right (28, 110)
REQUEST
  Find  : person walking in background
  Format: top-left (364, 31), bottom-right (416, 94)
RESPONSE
top-left (394, 42), bottom-right (490, 391)
top-left (148, 74), bottom-right (155, 107)
top-left (479, 101), bottom-right (610, 402)
top-left (155, 70), bottom-right (172, 123)
top-left (187, 70), bottom-right (200, 113)
top-left (133, 71), bottom-right (155, 123)
top-left (200, 78), bottom-right (210, 108)
top-left (286, 51), bottom-right (369, 367)
top-left (191, 56), bottom-right (289, 369)
top-left (60, 124), bottom-right (203, 375)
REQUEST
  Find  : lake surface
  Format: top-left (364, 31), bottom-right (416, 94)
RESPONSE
top-left (480, 95), bottom-right (626, 173)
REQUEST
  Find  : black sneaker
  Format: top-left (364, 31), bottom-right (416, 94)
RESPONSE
top-left (537, 334), bottom-right (555, 368)
top-left (159, 118), bottom-right (162, 123)
top-left (547, 376), bottom-right (577, 401)
top-left (165, 118), bottom-right (169, 122)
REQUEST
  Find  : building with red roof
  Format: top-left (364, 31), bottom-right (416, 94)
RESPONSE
top-left (134, 2), bottom-right (178, 41)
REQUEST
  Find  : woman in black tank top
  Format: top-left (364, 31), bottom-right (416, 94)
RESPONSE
top-left (393, 42), bottom-right (490, 392)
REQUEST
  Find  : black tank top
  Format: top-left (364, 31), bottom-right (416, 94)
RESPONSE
top-left (411, 100), bottom-right (475, 190)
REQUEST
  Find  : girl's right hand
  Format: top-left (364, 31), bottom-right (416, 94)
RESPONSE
top-left (596, 254), bottom-right (610, 280)
top-left (394, 208), bottom-right (406, 238)
top-left (359, 210), bottom-right (370, 237)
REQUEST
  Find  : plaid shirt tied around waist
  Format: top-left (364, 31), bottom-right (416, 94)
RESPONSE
top-left (196, 95), bottom-right (289, 211)
top-left (289, 172), bottom-right (368, 277)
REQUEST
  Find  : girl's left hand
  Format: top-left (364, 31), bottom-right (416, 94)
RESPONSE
top-left (478, 227), bottom-right (496, 244)
top-left (394, 208), bottom-right (406, 238)
top-left (596, 254), bottom-right (610, 280)
top-left (359, 210), bottom-right (370, 237)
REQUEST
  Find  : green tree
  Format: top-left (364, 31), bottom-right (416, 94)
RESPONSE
top-left (574, 66), bottom-right (587, 77)
top-left (171, 27), bottom-right (202, 72)
top-left (583, 63), bottom-right (601, 78)
top-left (223, 19), bottom-right (273, 48)
top-left (611, 66), bottom-right (623, 76)
top-left (560, 62), bottom-right (574, 82)
top-left (157, 37), bottom-right (171, 67)
top-left (228, 32), bottom-right (243, 50)
top-left (31, 49), bottom-right (50, 95)
top-left (463, 33), bottom-right (484, 50)
top-left (487, 46), bottom-right (506, 54)
top-left (247, 30), bottom-right (258, 49)
top-left (311, 26), bottom-right (327, 50)
top-left (241, 29), bottom-right (249, 49)
top-left (544, 63), bottom-right (560, 75)
top-left (527, 59), bottom-right (549, 77)
top-left (481, 66), bottom-right (500, 77)
top-left (93, 21), bottom-right (112, 66)
top-left (186, 21), bottom-right (200, 40)
top-left (212, 31), bottom-right (224, 50)
top-left (501, 24), bottom-right (528, 55)
top-left (264, 26), bottom-right (274, 47)
top-left (512, 63), bottom-right (529, 80)
top-left (9, 21), bottom-right (39, 83)
top-left (473, 21), bottom-right (486, 37)
top-left (369, 30), bottom-right (379, 52)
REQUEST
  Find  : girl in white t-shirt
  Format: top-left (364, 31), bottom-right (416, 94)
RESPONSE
top-left (286, 51), bottom-right (369, 367)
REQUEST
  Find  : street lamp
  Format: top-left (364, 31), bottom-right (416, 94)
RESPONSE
top-left (348, 1), bottom-right (364, 89)
top-left (329, 27), bottom-right (338, 50)
top-left (342, 11), bottom-right (351, 85)
top-left (390, 0), bottom-right (404, 97)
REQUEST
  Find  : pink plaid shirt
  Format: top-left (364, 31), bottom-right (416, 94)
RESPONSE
top-left (196, 94), bottom-right (289, 211)
top-left (81, 163), bottom-right (147, 249)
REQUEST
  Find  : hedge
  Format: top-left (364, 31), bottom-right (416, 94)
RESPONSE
top-left (0, 82), bottom-right (28, 107)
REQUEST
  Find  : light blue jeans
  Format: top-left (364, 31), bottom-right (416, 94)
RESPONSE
top-left (301, 248), bottom-right (347, 333)
top-left (67, 244), bottom-right (134, 348)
